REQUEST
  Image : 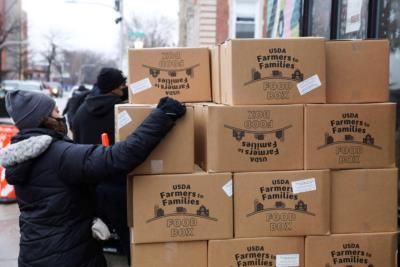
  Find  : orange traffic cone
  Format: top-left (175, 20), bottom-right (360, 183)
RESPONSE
top-left (101, 133), bottom-right (110, 147)
top-left (0, 125), bottom-right (18, 204)
top-left (0, 165), bottom-right (16, 203)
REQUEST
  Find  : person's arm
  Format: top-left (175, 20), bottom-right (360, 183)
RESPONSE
top-left (59, 97), bottom-right (185, 183)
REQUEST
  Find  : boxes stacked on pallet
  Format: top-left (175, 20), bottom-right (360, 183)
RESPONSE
top-left (119, 38), bottom-right (397, 267)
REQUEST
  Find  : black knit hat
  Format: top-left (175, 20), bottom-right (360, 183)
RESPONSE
top-left (5, 90), bottom-right (55, 130)
top-left (96, 68), bottom-right (127, 94)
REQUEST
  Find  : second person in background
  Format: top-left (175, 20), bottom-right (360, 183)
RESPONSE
top-left (73, 67), bottom-right (131, 263)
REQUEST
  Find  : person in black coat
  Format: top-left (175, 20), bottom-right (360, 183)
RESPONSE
top-left (72, 68), bottom-right (131, 260)
top-left (63, 84), bottom-right (91, 129)
top-left (73, 68), bottom-right (128, 144)
top-left (0, 90), bottom-right (185, 267)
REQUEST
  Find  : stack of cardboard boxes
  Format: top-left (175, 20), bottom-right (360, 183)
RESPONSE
top-left (116, 47), bottom-right (232, 267)
top-left (117, 39), bottom-right (397, 267)
top-left (305, 39), bottom-right (397, 266)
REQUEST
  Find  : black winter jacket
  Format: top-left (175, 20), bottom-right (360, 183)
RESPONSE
top-left (63, 88), bottom-right (91, 129)
top-left (0, 109), bottom-right (174, 267)
top-left (73, 92), bottom-right (122, 145)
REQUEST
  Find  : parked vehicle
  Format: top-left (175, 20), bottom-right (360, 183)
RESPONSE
top-left (1, 80), bottom-right (21, 91)
top-left (0, 80), bottom-right (22, 117)
top-left (44, 82), bottom-right (64, 98)
top-left (0, 80), bottom-right (48, 117)
top-left (0, 90), bottom-right (8, 117)
top-left (18, 81), bottom-right (46, 93)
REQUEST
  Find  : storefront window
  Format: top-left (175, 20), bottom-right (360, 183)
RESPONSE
top-left (266, 0), bottom-right (301, 38)
top-left (309, 0), bottom-right (331, 38)
top-left (336, 0), bottom-right (369, 39)
top-left (236, 16), bottom-right (256, 38)
top-left (379, 0), bottom-right (400, 91)
top-left (233, 0), bottom-right (260, 38)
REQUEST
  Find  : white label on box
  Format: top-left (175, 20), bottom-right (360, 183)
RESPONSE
top-left (130, 78), bottom-right (152, 94)
top-left (297, 74), bottom-right (321, 95)
top-left (276, 254), bottom-right (300, 267)
top-left (151, 160), bottom-right (163, 173)
top-left (222, 179), bottom-right (233, 197)
top-left (117, 111), bottom-right (132, 129)
top-left (292, 178), bottom-right (316, 194)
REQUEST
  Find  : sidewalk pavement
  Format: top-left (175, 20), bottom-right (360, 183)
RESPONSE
top-left (0, 203), bottom-right (18, 267)
top-left (0, 203), bottom-right (128, 267)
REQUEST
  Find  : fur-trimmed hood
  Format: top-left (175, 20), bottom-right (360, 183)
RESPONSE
top-left (0, 128), bottom-right (72, 185)
top-left (0, 135), bottom-right (52, 168)
top-left (0, 135), bottom-right (53, 185)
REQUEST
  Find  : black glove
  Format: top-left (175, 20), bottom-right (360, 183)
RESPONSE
top-left (157, 97), bottom-right (186, 121)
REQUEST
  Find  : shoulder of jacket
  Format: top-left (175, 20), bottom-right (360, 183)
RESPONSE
top-left (0, 135), bottom-right (53, 167)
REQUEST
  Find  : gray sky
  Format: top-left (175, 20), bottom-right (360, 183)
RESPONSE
top-left (22, 0), bottom-right (179, 59)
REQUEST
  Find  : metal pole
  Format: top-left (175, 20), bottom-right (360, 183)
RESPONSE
top-left (119, 0), bottom-right (125, 70)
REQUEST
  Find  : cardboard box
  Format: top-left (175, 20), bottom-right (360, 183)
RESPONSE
top-left (210, 45), bottom-right (221, 103)
top-left (115, 104), bottom-right (194, 175)
top-left (128, 166), bottom-right (206, 227)
top-left (208, 237), bottom-right (305, 267)
top-left (234, 170), bottom-right (330, 237)
top-left (132, 171), bottom-right (233, 243)
top-left (127, 175), bottom-right (133, 226)
top-left (194, 103), bottom-right (303, 172)
top-left (128, 47), bottom-right (211, 104)
top-left (305, 233), bottom-right (397, 266)
top-left (305, 103), bottom-right (396, 169)
top-left (331, 168), bottom-right (398, 234)
top-left (326, 39), bottom-right (389, 103)
top-left (220, 38), bottom-right (326, 105)
top-left (132, 241), bottom-right (207, 267)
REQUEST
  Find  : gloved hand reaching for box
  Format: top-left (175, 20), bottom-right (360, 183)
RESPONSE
top-left (157, 97), bottom-right (186, 121)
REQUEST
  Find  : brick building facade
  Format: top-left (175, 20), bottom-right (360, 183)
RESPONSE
top-left (0, 0), bottom-right (27, 81)
top-left (180, 0), bottom-right (268, 47)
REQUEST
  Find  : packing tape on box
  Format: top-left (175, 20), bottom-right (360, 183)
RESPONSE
top-left (297, 74), bottom-right (321, 96)
top-left (361, 222), bottom-right (371, 232)
top-left (351, 42), bottom-right (362, 52)
top-left (118, 111), bottom-right (132, 129)
top-left (130, 78), bottom-right (152, 94)
top-left (163, 243), bottom-right (179, 263)
top-left (222, 179), bottom-right (233, 197)
top-left (291, 178), bottom-right (316, 194)
top-left (276, 254), bottom-right (300, 267)
top-left (357, 174), bottom-right (369, 192)
top-left (151, 160), bottom-right (163, 173)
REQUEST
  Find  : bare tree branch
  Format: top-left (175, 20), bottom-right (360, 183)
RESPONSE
top-left (63, 50), bottom-right (117, 85)
top-left (0, 6), bottom-right (23, 80)
top-left (126, 14), bottom-right (176, 48)
top-left (39, 31), bottom-right (66, 81)
top-left (0, 9), bottom-right (20, 46)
